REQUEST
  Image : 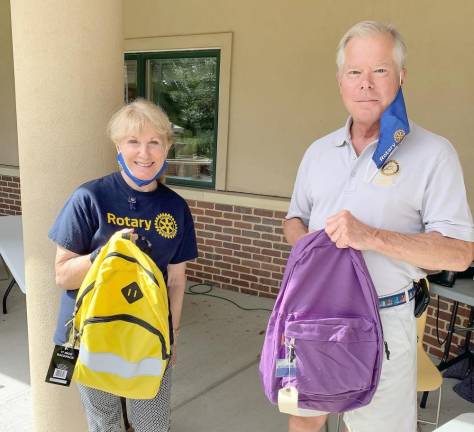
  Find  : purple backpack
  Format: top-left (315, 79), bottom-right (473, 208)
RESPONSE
top-left (259, 230), bottom-right (383, 413)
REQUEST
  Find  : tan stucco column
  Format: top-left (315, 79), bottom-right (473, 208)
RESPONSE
top-left (10, 1), bottom-right (123, 430)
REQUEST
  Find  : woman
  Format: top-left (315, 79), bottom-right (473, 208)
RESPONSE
top-left (49, 98), bottom-right (198, 432)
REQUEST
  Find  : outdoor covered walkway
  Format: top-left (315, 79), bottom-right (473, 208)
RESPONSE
top-left (1, 277), bottom-right (472, 431)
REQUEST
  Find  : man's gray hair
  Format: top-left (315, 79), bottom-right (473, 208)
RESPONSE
top-left (336, 21), bottom-right (407, 71)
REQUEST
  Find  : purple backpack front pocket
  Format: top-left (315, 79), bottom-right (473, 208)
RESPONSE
top-left (285, 317), bottom-right (378, 399)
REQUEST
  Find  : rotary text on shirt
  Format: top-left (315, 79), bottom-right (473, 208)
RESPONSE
top-left (106, 212), bottom-right (152, 231)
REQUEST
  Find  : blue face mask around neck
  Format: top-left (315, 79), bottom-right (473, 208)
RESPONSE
top-left (117, 153), bottom-right (168, 187)
top-left (372, 86), bottom-right (410, 169)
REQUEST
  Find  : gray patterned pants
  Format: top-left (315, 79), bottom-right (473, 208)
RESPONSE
top-left (78, 366), bottom-right (172, 432)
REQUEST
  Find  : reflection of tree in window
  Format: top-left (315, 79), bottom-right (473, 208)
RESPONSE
top-left (125, 60), bottom-right (138, 103)
top-left (151, 58), bottom-right (217, 160)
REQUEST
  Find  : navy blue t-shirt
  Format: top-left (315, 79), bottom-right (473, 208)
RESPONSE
top-left (49, 172), bottom-right (198, 344)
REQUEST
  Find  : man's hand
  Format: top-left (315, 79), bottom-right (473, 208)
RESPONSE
top-left (325, 210), bottom-right (375, 250)
top-left (325, 210), bottom-right (472, 270)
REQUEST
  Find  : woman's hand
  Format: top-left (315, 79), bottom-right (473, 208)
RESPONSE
top-left (54, 228), bottom-right (138, 290)
top-left (114, 228), bottom-right (138, 243)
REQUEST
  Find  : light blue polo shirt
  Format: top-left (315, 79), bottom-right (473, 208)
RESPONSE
top-left (287, 118), bottom-right (474, 296)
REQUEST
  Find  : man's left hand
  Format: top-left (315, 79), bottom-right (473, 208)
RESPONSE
top-left (325, 210), bottom-right (375, 250)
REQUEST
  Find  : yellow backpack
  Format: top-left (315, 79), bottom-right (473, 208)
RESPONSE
top-left (71, 232), bottom-right (171, 399)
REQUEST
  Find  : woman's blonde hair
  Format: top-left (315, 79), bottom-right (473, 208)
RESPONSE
top-left (107, 98), bottom-right (174, 147)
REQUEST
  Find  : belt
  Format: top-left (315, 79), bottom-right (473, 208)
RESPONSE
top-left (378, 284), bottom-right (416, 309)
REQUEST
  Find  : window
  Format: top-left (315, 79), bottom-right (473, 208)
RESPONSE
top-left (125, 50), bottom-right (220, 189)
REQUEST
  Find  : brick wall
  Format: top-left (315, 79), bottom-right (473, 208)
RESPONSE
top-left (0, 177), bottom-right (470, 360)
top-left (424, 294), bottom-right (472, 359)
top-left (0, 175), bottom-right (21, 215)
top-left (185, 200), bottom-right (291, 298)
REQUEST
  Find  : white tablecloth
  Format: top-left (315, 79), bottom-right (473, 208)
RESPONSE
top-left (434, 413), bottom-right (474, 431)
top-left (0, 215), bottom-right (25, 293)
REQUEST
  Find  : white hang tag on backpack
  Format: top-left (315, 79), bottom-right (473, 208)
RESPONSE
top-left (278, 336), bottom-right (299, 414)
top-left (278, 386), bottom-right (299, 414)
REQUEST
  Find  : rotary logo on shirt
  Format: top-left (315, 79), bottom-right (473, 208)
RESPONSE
top-left (393, 129), bottom-right (406, 144)
top-left (373, 160), bottom-right (400, 186)
top-left (154, 213), bottom-right (178, 239)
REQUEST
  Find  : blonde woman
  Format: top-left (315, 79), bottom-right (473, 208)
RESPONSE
top-left (49, 99), bottom-right (197, 431)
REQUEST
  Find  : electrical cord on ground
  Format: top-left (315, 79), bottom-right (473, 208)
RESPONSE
top-left (185, 283), bottom-right (272, 312)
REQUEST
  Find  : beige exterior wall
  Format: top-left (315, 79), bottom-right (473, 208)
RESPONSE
top-left (2, 1), bottom-right (473, 203)
top-left (0, 0), bottom-right (18, 166)
top-left (124, 0), bottom-right (474, 207)
top-left (10, 1), bottom-right (123, 430)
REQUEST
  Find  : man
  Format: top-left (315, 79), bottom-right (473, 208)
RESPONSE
top-left (284, 21), bottom-right (473, 432)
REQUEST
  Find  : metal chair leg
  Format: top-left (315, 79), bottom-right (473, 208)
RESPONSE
top-left (435, 386), bottom-right (442, 428)
top-left (2, 278), bottom-right (16, 314)
top-left (417, 386), bottom-right (442, 429)
top-left (420, 391), bottom-right (429, 408)
top-left (336, 413), bottom-right (341, 432)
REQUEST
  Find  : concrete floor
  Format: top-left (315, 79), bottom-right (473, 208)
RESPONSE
top-left (0, 276), bottom-right (473, 431)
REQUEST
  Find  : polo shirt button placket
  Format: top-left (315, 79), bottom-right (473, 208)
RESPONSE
top-left (345, 169), bottom-right (357, 193)
top-left (344, 146), bottom-right (358, 193)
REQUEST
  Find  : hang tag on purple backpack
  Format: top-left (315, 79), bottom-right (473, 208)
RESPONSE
top-left (278, 386), bottom-right (299, 414)
top-left (275, 358), bottom-right (297, 378)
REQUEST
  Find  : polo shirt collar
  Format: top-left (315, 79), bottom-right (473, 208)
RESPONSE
top-left (335, 117), bottom-right (382, 152)
top-left (336, 117), bottom-right (414, 149)
top-left (335, 116), bottom-right (354, 147)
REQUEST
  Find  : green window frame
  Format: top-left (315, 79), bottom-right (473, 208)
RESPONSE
top-left (124, 50), bottom-right (220, 189)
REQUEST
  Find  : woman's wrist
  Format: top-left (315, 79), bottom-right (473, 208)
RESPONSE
top-left (89, 246), bottom-right (102, 263)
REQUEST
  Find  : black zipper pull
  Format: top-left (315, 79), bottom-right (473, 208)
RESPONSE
top-left (289, 346), bottom-right (296, 363)
top-left (288, 337), bottom-right (296, 363)
top-left (384, 341), bottom-right (390, 360)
